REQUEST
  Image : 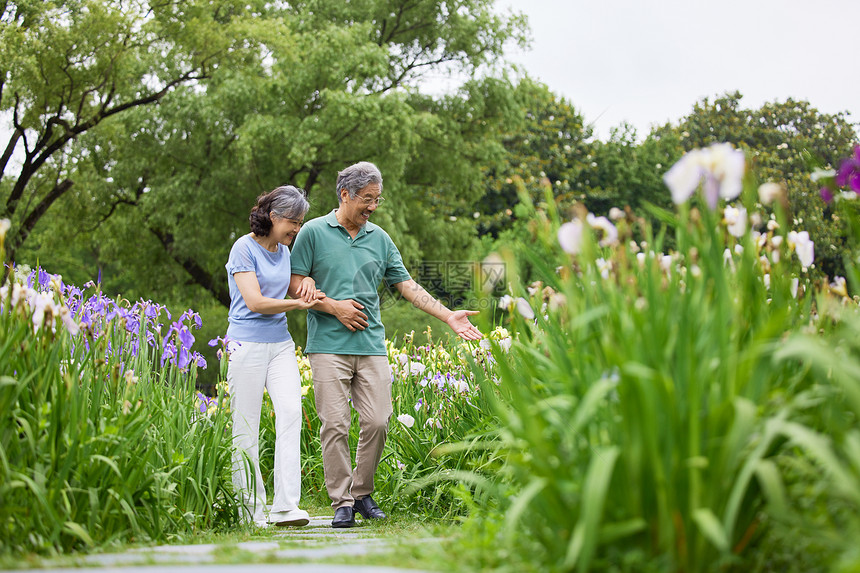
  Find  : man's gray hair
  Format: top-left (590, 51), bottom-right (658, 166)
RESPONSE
top-left (270, 185), bottom-right (310, 219)
top-left (336, 161), bottom-right (383, 204)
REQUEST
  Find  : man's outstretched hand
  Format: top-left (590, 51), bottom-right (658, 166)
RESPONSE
top-left (446, 310), bottom-right (482, 341)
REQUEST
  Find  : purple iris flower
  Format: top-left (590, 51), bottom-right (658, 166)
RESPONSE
top-left (87, 295), bottom-right (107, 316)
top-left (177, 347), bottom-right (191, 369)
top-left (196, 392), bottom-right (213, 413)
top-left (110, 306), bottom-right (136, 333)
top-left (162, 341), bottom-right (177, 367)
top-left (38, 269), bottom-right (51, 289)
top-left (433, 373), bottom-right (445, 389)
top-left (193, 352), bottom-right (207, 369)
top-left (181, 309), bottom-right (203, 329)
top-left (65, 286), bottom-right (83, 312)
top-left (144, 303), bottom-right (160, 321)
top-left (177, 326), bottom-right (195, 349)
top-left (836, 146), bottom-right (860, 193)
top-left (105, 304), bottom-right (120, 323)
top-left (9, 269), bottom-right (209, 374)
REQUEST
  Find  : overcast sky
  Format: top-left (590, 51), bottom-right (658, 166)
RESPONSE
top-left (495, 0), bottom-right (860, 139)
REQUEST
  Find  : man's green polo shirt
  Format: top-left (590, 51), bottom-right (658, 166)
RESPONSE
top-left (290, 209), bottom-right (412, 355)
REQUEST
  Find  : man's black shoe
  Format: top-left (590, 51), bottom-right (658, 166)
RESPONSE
top-left (354, 496), bottom-right (387, 519)
top-left (331, 506), bottom-right (356, 528)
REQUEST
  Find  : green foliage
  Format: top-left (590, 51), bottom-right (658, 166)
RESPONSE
top-left (453, 182), bottom-right (860, 571)
top-left (379, 298), bottom-right (436, 346)
top-left (0, 0), bottom-right (263, 257)
top-left (582, 124), bottom-right (678, 216)
top-left (5, 135), bottom-right (860, 571)
top-left (6, 6), bottom-right (860, 568)
top-left (485, 91), bottom-right (858, 292)
top-left (477, 78), bottom-right (592, 238)
top-left (2, 0), bottom-right (530, 391)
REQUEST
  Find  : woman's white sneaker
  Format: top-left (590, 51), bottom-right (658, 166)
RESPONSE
top-left (268, 508), bottom-right (310, 527)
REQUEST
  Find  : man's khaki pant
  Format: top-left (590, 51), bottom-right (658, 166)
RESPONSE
top-left (308, 354), bottom-right (392, 508)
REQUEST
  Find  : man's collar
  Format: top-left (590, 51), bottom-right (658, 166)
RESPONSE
top-left (324, 209), bottom-right (340, 227)
top-left (326, 209), bottom-right (376, 232)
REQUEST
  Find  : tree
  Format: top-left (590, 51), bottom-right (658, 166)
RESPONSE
top-left (476, 78), bottom-right (592, 238)
top-left (579, 123), bottom-right (679, 217)
top-left (0, 0), bottom-right (265, 263)
top-left (7, 0), bottom-right (527, 306)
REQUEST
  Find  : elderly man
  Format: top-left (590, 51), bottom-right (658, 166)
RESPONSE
top-left (289, 161), bottom-right (482, 528)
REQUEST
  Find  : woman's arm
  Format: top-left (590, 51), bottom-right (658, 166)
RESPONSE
top-left (235, 272), bottom-right (320, 313)
top-left (289, 273), bottom-right (368, 331)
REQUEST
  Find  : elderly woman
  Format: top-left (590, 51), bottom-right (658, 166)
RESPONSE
top-left (225, 185), bottom-right (321, 527)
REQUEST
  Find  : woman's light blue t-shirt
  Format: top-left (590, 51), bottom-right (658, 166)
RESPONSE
top-left (225, 233), bottom-right (292, 343)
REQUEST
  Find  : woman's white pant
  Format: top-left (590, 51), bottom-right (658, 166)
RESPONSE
top-left (227, 339), bottom-right (302, 523)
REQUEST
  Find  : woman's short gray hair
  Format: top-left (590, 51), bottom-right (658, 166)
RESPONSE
top-left (249, 185), bottom-right (309, 236)
top-left (336, 161), bottom-right (383, 203)
top-left (269, 185), bottom-right (310, 220)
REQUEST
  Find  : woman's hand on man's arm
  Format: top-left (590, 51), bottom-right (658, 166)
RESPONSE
top-left (237, 272), bottom-right (321, 314)
top-left (289, 274), bottom-right (325, 303)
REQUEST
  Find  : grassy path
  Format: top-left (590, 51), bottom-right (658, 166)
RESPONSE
top-left (1, 513), bottom-right (448, 572)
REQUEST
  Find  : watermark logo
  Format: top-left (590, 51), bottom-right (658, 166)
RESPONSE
top-left (378, 259), bottom-right (508, 310)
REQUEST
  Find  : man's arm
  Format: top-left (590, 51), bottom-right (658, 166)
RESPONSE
top-left (393, 279), bottom-right (482, 341)
top-left (289, 273), bottom-right (369, 332)
top-left (288, 274), bottom-right (319, 301)
top-left (287, 274), bottom-right (326, 303)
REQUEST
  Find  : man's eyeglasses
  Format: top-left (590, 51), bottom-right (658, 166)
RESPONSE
top-left (355, 194), bottom-right (385, 206)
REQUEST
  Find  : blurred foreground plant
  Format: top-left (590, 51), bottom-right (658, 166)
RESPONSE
top-left (456, 143), bottom-right (860, 572)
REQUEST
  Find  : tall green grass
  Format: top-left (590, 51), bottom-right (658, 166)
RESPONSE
top-left (455, 178), bottom-right (860, 570)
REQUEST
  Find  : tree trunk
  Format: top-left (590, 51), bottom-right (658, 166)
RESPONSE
top-left (149, 226), bottom-right (231, 307)
top-left (4, 178), bottom-right (74, 264)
